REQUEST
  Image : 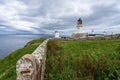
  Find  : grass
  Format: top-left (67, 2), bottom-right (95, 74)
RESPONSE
top-left (44, 39), bottom-right (120, 80)
top-left (0, 38), bottom-right (120, 80)
top-left (0, 38), bottom-right (46, 80)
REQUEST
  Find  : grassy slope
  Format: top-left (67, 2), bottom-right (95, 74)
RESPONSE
top-left (45, 39), bottom-right (120, 80)
top-left (0, 38), bottom-right (46, 80)
top-left (0, 38), bottom-right (119, 80)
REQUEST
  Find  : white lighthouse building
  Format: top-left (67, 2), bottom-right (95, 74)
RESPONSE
top-left (54, 31), bottom-right (60, 38)
top-left (71, 18), bottom-right (88, 39)
top-left (77, 18), bottom-right (83, 33)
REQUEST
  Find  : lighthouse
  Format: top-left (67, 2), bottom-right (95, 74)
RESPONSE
top-left (77, 18), bottom-right (83, 33)
top-left (71, 18), bottom-right (88, 39)
top-left (54, 31), bottom-right (60, 38)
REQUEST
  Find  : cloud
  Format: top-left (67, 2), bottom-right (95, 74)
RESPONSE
top-left (0, 0), bottom-right (120, 35)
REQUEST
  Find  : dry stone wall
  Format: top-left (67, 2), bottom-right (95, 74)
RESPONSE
top-left (16, 39), bottom-right (49, 80)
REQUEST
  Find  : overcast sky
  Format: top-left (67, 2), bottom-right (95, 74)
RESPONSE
top-left (0, 0), bottom-right (120, 36)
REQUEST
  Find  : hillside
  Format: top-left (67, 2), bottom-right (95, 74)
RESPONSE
top-left (0, 38), bottom-right (120, 80)
top-left (0, 38), bottom-right (46, 80)
top-left (45, 39), bottom-right (120, 80)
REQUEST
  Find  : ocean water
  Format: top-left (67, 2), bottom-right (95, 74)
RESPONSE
top-left (0, 35), bottom-right (47, 59)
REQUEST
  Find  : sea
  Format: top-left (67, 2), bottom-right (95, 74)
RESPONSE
top-left (0, 34), bottom-right (51, 59)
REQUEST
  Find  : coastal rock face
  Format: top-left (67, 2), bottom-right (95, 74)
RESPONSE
top-left (16, 39), bottom-right (49, 80)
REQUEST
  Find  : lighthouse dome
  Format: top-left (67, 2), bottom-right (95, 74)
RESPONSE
top-left (77, 18), bottom-right (82, 24)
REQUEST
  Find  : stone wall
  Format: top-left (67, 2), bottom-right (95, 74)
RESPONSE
top-left (70, 34), bottom-right (120, 40)
top-left (71, 33), bottom-right (88, 39)
top-left (16, 39), bottom-right (49, 80)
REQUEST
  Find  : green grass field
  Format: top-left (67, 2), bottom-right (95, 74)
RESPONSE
top-left (45, 39), bottom-right (120, 80)
top-left (0, 38), bottom-right (46, 80)
top-left (0, 38), bottom-right (120, 80)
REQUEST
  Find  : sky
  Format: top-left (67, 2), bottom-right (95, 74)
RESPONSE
top-left (0, 0), bottom-right (120, 36)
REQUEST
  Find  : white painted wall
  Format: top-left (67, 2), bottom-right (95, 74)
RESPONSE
top-left (77, 27), bottom-right (83, 33)
top-left (55, 32), bottom-right (60, 38)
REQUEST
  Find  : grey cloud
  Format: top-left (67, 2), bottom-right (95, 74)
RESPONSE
top-left (84, 4), bottom-right (119, 26)
top-left (0, 0), bottom-right (120, 35)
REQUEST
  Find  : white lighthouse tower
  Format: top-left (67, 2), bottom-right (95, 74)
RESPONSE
top-left (77, 18), bottom-right (83, 33)
top-left (71, 18), bottom-right (88, 39)
top-left (54, 31), bottom-right (60, 38)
